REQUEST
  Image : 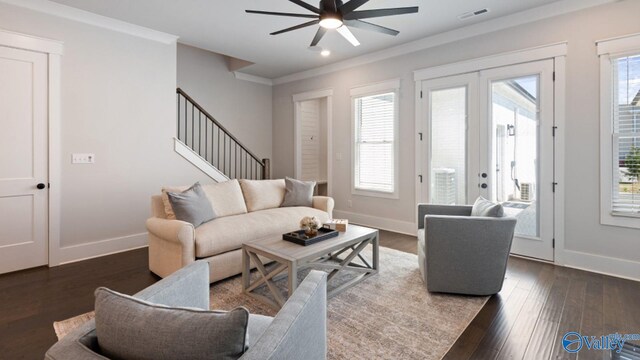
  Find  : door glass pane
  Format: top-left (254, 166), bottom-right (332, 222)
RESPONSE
top-left (491, 75), bottom-right (539, 237)
top-left (430, 87), bottom-right (467, 205)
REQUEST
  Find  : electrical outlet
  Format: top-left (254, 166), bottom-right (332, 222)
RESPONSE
top-left (72, 153), bottom-right (95, 164)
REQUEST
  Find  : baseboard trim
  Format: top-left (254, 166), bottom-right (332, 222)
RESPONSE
top-left (560, 249), bottom-right (640, 282)
top-left (57, 232), bottom-right (148, 265)
top-left (333, 210), bottom-right (416, 236)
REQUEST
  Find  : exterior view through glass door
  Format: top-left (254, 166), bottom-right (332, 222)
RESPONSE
top-left (422, 59), bottom-right (555, 261)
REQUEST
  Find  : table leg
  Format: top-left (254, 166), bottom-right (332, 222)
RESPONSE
top-left (288, 262), bottom-right (298, 297)
top-left (242, 247), bottom-right (250, 292)
top-left (372, 232), bottom-right (379, 272)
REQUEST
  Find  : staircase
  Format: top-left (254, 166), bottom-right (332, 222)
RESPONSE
top-left (175, 88), bottom-right (269, 182)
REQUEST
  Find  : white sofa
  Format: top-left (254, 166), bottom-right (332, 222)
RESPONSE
top-left (146, 179), bottom-right (334, 283)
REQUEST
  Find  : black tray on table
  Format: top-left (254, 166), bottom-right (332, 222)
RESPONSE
top-left (282, 227), bottom-right (339, 246)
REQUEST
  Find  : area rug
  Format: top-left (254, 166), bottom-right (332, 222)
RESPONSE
top-left (54, 246), bottom-right (488, 359)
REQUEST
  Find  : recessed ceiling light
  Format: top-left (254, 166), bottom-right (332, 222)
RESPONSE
top-left (321, 50), bottom-right (331, 57)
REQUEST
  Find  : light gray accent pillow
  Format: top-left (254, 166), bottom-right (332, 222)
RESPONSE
top-left (167, 182), bottom-right (216, 227)
top-left (471, 196), bottom-right (504, 217)
top-left (94, 287), bottom-right (249, 360)
top-left (281, 177), bottom-right (316, 207)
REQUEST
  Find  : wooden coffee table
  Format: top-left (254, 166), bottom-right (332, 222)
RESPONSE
top-left (242, 225), bottom-right (379, 310)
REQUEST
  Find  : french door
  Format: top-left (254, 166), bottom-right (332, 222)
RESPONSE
top-left (420, 59), bottom-right (555, 261)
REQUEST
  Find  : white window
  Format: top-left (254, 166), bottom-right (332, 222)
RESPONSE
top-left (598, 33), bottom-right (640, 228)
top-left (351, 80), bottom-right (400, 198)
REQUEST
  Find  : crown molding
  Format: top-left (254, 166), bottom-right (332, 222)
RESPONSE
top-left (233, 71), bottom-right (273, 86)
top-left (0, 0), bottom-right (179, 44)
top-left (272, 0), bottom-right (617, 85)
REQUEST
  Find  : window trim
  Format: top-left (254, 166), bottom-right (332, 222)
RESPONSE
top-left (350, 79), bottom-right (400, 199)
top-left (598, 33), bottom-right (640, 229)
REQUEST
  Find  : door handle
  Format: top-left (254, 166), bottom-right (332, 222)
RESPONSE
top-left (36, 183), bottom-right (46, 190)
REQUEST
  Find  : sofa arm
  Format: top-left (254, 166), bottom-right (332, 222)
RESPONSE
top-left (312, 196), bottom-right (334, 218)
top-left (134, 261), bottom-right (210, 310)
top-left (417, 204), bottom-right (472, 229)
top-left (146, 217), bottom-right (196, 278)
top-left (241, 270), bottom-right (327, 360)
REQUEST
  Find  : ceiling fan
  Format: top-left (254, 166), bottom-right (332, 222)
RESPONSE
top-left (246, 0), bottom-right (419, 47)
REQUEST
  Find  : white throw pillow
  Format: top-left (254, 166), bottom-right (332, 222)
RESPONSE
top-left (239, 179), bottom-right (286, 212)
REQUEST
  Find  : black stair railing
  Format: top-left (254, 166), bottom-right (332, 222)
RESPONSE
top-left (176, 88), bottom-right (270, 180)
top-left (176, 88), bottom-right (269, 180)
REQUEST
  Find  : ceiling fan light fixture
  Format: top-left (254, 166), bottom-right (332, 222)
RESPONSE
top-left (319, 14), bottom-right (343, 29)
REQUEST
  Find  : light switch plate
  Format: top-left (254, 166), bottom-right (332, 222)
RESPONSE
top-left (336, 152), bottom-right (343, 161)
top-left (72, 153), bottom-right (95, 164)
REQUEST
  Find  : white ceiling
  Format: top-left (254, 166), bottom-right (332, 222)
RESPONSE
top-left (50, 0), bottom-right (567, 78)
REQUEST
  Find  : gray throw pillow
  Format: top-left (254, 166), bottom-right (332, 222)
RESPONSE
top-left (94, 287), bottom-right (249, 360)
top-left (471, 196), bottom-right (504, 217)
top-left (281, 177), bottom-right (315, 207)
top-left (167, 182), bottom-right (216, 227)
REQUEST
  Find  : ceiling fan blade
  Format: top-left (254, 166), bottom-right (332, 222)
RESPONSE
top-left (344, 6), bottom-right (419, 20)
top-left (345, 19), bottom-right (399, 36)
top-left (338, 0), bottom-right (369, 15)
top-left (245, 10), bottom-right (318, 19)
top-left (270, 20), bottom-right (320, 35)
top-left (337, 25), bottom-right (360, 46)
top-left (310, 27), bottom-right (328, 46)
top-left (288, 0), bottom-right (321, 14)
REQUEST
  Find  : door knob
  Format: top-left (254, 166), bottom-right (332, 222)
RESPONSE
top-left (480, 183), bottom-right (488, 189)
top-left (36, 183), bottom-right (46, 190)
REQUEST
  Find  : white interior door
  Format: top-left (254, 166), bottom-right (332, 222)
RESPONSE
top-left (298, 99), bottom-right (322, 181)
top-left (0, 46), bottom-right (49, 274)
top-left (421, 59), bottom-right (555, 261)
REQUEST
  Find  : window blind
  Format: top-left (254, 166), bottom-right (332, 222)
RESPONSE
top-left (354, 92), bottom-right (396, 193)
top-left (612, 54), bottom-right (640, 214)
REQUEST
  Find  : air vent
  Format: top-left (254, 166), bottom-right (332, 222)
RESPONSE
top-left (458, 8), bottom-right (489, 20)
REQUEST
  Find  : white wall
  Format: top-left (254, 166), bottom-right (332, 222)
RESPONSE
top-left (272, 0), bottom-right (640, 278)
top-left (177, 44), bottom-right (272, 161)
top-left (0, 3), bottom-right (213, 262)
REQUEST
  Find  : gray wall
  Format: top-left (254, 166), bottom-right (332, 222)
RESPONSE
top-left (272, 0), bottom-right (640, 269)
top-left (177, 44), bottom-right (272, 161)
top-left (0, 3), bottom-right (213, 258)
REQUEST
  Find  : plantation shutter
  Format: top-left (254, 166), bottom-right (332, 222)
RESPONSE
top-left (354, 92), bottom-right (396, 193)
top-left (612, 54), bottom-right (640, 214)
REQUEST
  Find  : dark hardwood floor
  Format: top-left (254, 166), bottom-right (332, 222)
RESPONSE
top-left (1, 230), bottom-right (639, 359)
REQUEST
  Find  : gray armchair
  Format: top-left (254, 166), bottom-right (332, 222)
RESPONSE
top-left (417, 204), bottom-right (517, 296)
top-left (45, 261), bottom-right (327, 360)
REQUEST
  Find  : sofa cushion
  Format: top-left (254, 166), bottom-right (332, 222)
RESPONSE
top-left (94, 287), bottom-right (249, 360)
top-left (281, 177), bottom-right (315, 208)
top-left (161, 186), bottom-right (189, 220)
top-left (194, 206), bottom-right (330, 258)
top-left (471, 196), bottom-right (504, 217)
top-left (247, 314), bottom-right (273, 347)
top-left (201, 180), bottom-right (248, 217)
top-left (239, 179), bottom-right (286, 212)
top-left (162, 180), bottom-right (247, 220)
top-left (167, 183), bottom-right (216, 227)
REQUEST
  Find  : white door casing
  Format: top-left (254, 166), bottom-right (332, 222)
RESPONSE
top-left (0, 45), bottom-right (49, 274)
